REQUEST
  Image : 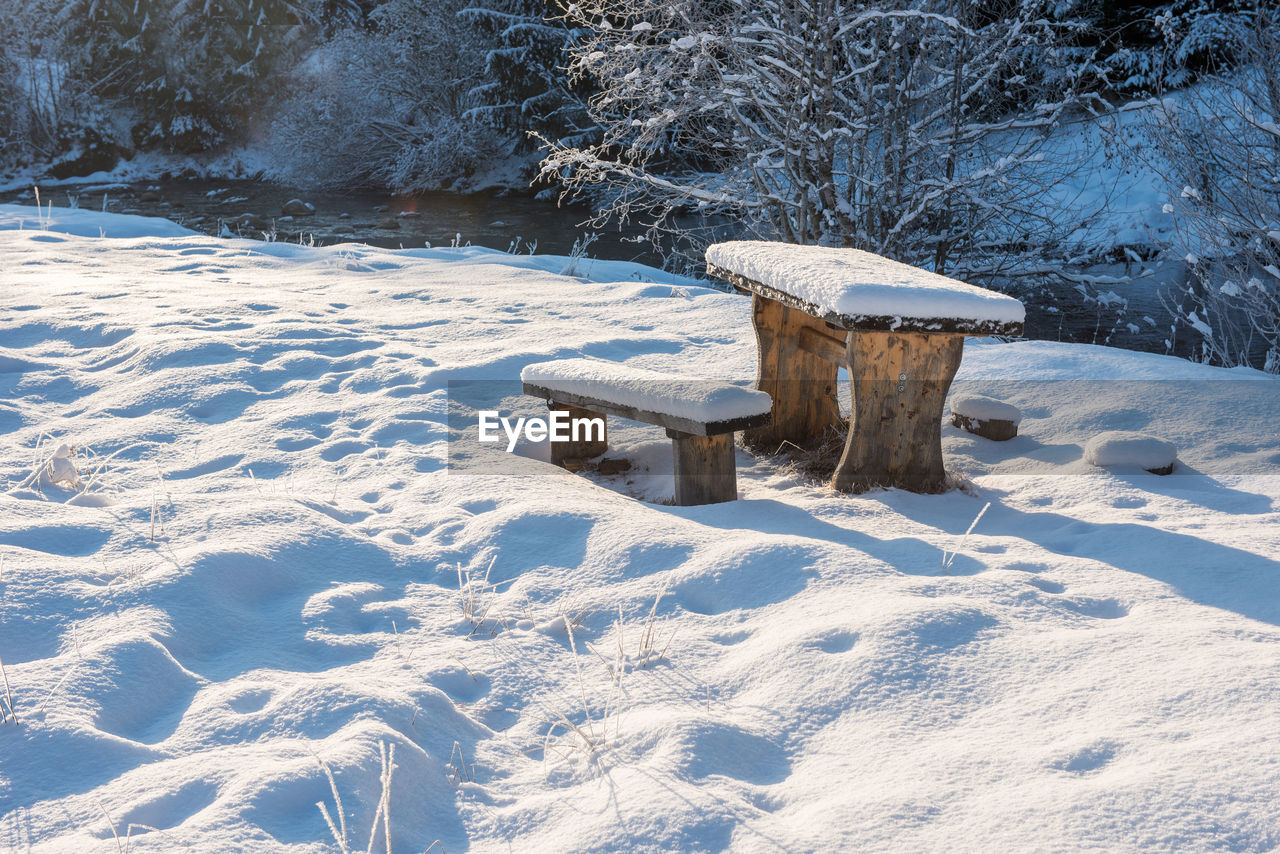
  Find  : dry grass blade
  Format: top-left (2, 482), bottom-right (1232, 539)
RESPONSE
top-left (312, 751), bottom-right (351, 854)
top-left (456, 557), bottom-right (514, 637)
top-left (747, 423), bottom-right (851, 483)
top-left (365, 741), bottom-right (396, 854)
top-left (447, 741), bottom-right (472, 786)
top-left (0, 655), bottom-right (17, 725)
top-left (96, 801), bottom-right (122, 854)
top-left (942, 501), bottom-right (992, 573)
top-left (635, 584), bottom-right (675, 669)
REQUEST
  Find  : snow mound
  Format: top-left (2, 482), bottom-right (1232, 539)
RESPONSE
top-left (706, 240), bottom-right (1025, 325)
top-left (43, 444), bottom-right (82, 488)
top-left (950, 395), bottom-right (1023, 426)
top-left (1085, 431), bottom-right (1179, 472)
top-left (521, 357), bottom-right (773, 423)
top-left (0, 204), bottom-right (197, 238)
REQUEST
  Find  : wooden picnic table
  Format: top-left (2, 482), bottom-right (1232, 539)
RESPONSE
top-left (706, 242), bottom-right (1025, 494)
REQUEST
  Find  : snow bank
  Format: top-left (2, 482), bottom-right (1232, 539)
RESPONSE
top-left (706, 240), bottom-right (1025, 325)
top-left (2, 207), bottom-right (1279, 853)
top-left (521, 358), bottom-right (772, 423)
top-left (1085, 431), bottom-right (1179, 472)
top-left (0, 203), bottom-right (197, 238)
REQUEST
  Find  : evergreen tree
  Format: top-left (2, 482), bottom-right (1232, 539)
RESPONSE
top-left (461, 0), bottom-right (592, 148)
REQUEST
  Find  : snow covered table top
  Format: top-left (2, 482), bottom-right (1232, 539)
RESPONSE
top-left (706, 241), bottom-right (1025, 336)
top-left (521, 358), bottom-right (773, 436)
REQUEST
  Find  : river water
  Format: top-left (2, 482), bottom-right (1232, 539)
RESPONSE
top-left (3, 179), bottom-right (1202, 360)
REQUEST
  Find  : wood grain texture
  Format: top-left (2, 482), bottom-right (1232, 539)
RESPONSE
top-left (952, 413), bottom-right (1018, 441)
top-left (798, 325), bottom-right (847, 364)
top-left (744, 293), bottom-right (844, 450)
top-left (832, 331), bottom-right (963, 493)
top-left (668, 430), bottom-right (737, 505)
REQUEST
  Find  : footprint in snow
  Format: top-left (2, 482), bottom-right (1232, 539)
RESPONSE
top-left (710, 629), bottom-right (752, 646)
top-left (457, 498), bottom-right (499, 515)
top-left (1026, 577), bottom-right (1066, 594)
top-left (1066, 597), bottom-right (1129, 619)
top-left (228, 688), bottom-right (273, 715)
top-left (679, 724), bottom-right (791, 785)
top-left (1053, 741), bottom-right (1119, 774)
top-left (319, 439), bottom-right (371, 462)
top-left (118, 779), bottom-right (220, 834)
top-left (812, 630), bottom-right (859, 654)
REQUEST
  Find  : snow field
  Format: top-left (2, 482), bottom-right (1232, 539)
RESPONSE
top-left (1, 208), bottom-right (1279, 852)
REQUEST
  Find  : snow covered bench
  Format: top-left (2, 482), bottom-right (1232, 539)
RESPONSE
top-left (521, 358), bottom-right (773, 505)
top-left (706, 241), bottom-right (1025, 493)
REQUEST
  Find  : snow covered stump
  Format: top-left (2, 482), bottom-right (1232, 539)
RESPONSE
top-left (521, 359), bottom-right (773, 505)
top-left (950, 395), bottom-right (1023, 441)
top-left (1085, 431), bottom-right (1179, 475)
top-left (707, 242), bottom-right (1024, 493)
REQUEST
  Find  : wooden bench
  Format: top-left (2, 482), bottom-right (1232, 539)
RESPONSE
top-left (706, 241), bottom-right (1025, 493)
top-left (520, 358), bottom-right (772, 505)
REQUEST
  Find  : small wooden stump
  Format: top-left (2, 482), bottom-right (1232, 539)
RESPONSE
top-left (548, 402), bottom-right (607, 467)
top-left (832, 331), bottom-right (963, 493)
top-left (950, 395), bottom-right (1021, 441)
top-left (744, 294), bottom-right (843, 450)
top-left (952, 413), bottom-right (1019, 442)
top-left (669, 430), bottom-right (737, 505)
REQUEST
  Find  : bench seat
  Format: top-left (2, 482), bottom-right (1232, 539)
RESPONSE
top-left (522, 358), bottom-right (773, 436)
top-left (520, 358), bottom-right (772, 504)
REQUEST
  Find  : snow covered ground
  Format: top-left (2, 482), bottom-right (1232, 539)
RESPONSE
top-left (2, 206), bottom-right (1279, 852)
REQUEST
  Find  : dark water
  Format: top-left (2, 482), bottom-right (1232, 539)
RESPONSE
top-left (4, 179), bottom-right (1201, 359)
top-left (3, 179), bottom-right (694, 266)
top-left (996, 259), bottom-right (1201, 360)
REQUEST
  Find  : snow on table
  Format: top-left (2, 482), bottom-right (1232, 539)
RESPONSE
top-left (521, 357), bottom-right (772, 425)
top-left (706, 240), bottom-right (1025, 332)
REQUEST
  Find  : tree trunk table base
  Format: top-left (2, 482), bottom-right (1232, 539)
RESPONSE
top-left (741, 297), bottom-right (965, 493)
top-left (831, 331), bottom-right (963, 493)
top-left (742, 294), bottom-right (843, 450)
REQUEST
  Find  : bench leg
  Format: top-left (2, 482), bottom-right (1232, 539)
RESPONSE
top-left (832, 331), bottom-right (963, 494)
top-left (745, 293), bottom-right (844, 450)
top-left (548, 402), bottom-right (608, 467)
top-left (668, 430), bottom-right (737, 505)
